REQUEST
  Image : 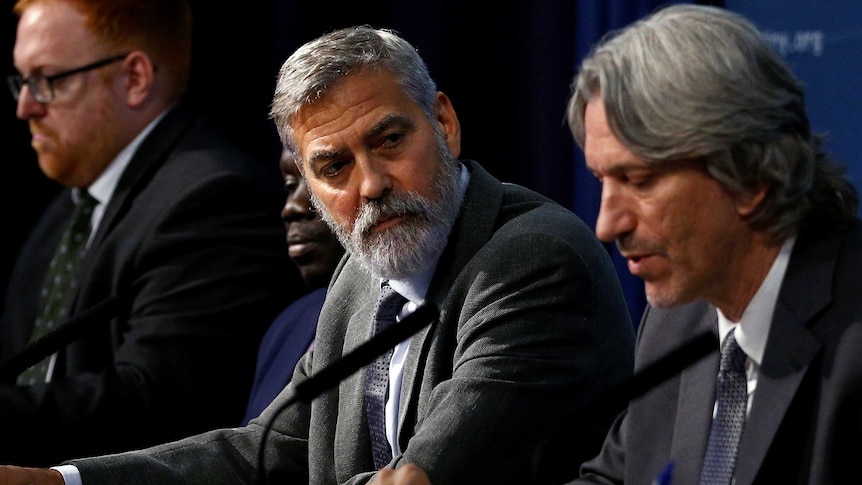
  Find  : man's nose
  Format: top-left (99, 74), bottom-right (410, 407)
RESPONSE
top-left (594, 181), bottom-right (635, 243)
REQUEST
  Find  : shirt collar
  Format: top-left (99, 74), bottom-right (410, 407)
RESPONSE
top-left (716, 235), bottom-right (796, 364)
top-left (86, 106), bottom-right (173, 206)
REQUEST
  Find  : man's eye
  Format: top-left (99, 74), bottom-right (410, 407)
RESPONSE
top-left (626, 172), bottom-right (654, 187)
top-left (380, 133), bottom-right (404, 148)
top-left (322, 160), bottom-right (348, 177)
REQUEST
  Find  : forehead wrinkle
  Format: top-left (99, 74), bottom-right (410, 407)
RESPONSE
top-left (306, 113), bottom-right (414, 168)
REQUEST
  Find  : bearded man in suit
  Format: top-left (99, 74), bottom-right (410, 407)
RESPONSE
top-left (0, 24), bottom-right (635, 485)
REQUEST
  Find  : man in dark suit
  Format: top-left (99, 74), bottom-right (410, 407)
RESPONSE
top-left (241, 148), bottom-right (345, 425)
top-left (562, 5), bottom-right (861, 485)
top-left (0, 25), bottom-right (635, 485)
top-left (380, 5), bottom-right (862, 485)
top-left (0, 0), bottom-right (301, 466)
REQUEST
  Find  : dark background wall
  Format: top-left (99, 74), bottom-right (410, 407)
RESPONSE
top-left (11, 0), bottom-right (857, 326)
top-left (3, 0), bottom-right (622, 311)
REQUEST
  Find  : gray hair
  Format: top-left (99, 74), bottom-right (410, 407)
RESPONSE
top-left (270, 25), bottom-right (437, 163)
top-left (567, 4), bottom-right (857, 239)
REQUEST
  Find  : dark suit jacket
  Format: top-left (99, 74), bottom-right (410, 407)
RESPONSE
top-left (0, 103), bottom-right (303, 466)
top-left (70, 161), bottom-right (635, 484)
top-left (242, 287), bottom-right (324, 425)
top-left (573, 218), bottom-right (862, 485)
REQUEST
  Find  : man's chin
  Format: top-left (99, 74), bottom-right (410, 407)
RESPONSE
top-left (356, 258), bottom-right (399, 280)
top-left (644, 282), bottom-right (697, 310)
top-left (644, 283), bottom-right (674, 309)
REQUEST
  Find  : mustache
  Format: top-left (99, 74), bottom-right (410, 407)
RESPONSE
top-left (615, 234), bottom-right (664, 257)
top-left (30, 121), bottom-right (52, 137)
top-left (353, 192), bottom-right (430, 237)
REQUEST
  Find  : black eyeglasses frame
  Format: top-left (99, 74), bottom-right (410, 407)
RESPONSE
top-left (8, 53), bottom-right (130, 104)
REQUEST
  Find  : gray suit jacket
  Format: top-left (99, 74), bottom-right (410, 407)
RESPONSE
top-left (72, 161), bottom-right (635, 484)
top-left (573, 218), bottom-right (862, 485)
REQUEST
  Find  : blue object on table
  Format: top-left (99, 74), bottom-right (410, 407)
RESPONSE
top-left (652, 461), bottom-right (675, 485)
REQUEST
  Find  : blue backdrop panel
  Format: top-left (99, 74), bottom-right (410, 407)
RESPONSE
top-left (572, 0), bottom-right (692, 325)
top-left (726, 1), bottom-right (862, 203)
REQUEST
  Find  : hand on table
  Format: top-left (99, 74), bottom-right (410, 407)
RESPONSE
top-left (373, 464), bottom-right (431, 485)
top-left (0, 466), bottom-right (63, 485)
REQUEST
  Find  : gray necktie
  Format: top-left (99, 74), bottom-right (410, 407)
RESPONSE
top-left (17, 191), bottom-right (98, 385)
top-left (699, 328), bottom-right (748, 485)
top-left (364, 282), bottom-right (407, 469)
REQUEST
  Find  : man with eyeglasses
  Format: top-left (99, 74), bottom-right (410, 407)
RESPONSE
top-left (0, 0), bottom-right (302, 467)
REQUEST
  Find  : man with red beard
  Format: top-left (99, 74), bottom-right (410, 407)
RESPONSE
top-left (0, 25), bottom-right (634, 485)
top-left (0, 0), bottom-right (300, 467)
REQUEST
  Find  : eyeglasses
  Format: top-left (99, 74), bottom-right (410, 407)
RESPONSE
top-left (7, 53), bottom-right (129, 104)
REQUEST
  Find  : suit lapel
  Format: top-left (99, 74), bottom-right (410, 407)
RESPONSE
top-left (733, 231), bottom-right (834, 485)
top-left (669, 309), bottom-right (721, 485)
top-left (396, 161), bottom-right (504, 449)
top-left (88, 104), bottom-right (195, 249)
top-left (333, 275), bottom-right (380, 470)
top-left (396, 315), bottom-right (435, 446)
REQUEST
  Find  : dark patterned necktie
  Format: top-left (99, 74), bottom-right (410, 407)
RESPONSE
top-left (699, 327), bottom-right (748, 485)
top-left (364, 282), bottom-right (408, 469)
top-left (17, 190), bottom-right (98, 385)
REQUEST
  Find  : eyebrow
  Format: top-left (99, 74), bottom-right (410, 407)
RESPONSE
top-left (587, 159), bottom-right (649, 178)
top-left (306, 148), bottom-right (346, 172)
top-left (590, 158), bottom-right (702, 178)
top-left (305, 113), bottom-right (416, 174)
top-left (368, 113), bottom-right (414, 139)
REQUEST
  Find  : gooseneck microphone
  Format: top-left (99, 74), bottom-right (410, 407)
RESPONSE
top-left (592, 330), bottom-right (718, 412)
top-left (254, 306), bottom-right (714, 485)
top-left (529, 330), bottom-right (718, 480)
top-left (0, 296), bottom-right (120, 384)
top-left (254, 301), bottom-right (439, 485)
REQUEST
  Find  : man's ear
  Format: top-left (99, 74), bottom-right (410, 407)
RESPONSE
top-left (737, 182), bottom-right (770, 217)
top-left (434, 92), bottom-right (461, 159)
top-left (122, 51), bottom-right (154, 107)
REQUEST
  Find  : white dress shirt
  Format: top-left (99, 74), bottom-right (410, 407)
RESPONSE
top-left (381, 163), bottom-right (469, 458)
top-left (42, 108), bottom-right (170, 385)
top-left (50, 107), bottom-right (171, 484)
top-left (714, 235), bottom-right (796, 415)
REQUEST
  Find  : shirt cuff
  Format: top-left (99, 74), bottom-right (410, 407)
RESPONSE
top-left (50, 465), bottom-right (82, 485)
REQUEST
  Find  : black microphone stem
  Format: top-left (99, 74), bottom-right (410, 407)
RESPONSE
top-left (0, 296), bottom-right (120, 385)
top-left (529, 330), bottom-right (718, 481)
top-left (593, 330), bottom-right (717, 412)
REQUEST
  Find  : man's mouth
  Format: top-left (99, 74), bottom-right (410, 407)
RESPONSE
top-left (622, 251), bottom-right (658, 277)
top-left (371, 213), bottom-right (405, 233)
top-left (287, 230), bottom-right (324, 258)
